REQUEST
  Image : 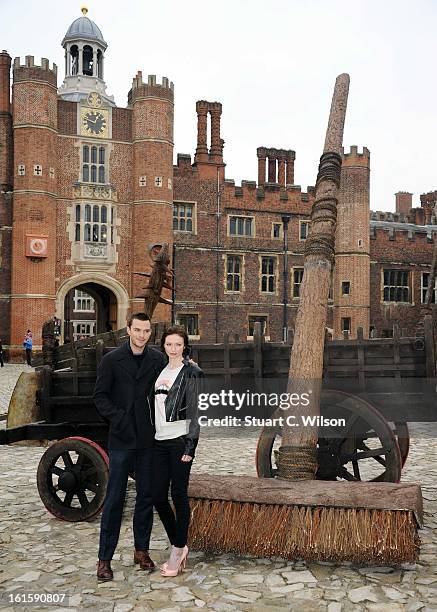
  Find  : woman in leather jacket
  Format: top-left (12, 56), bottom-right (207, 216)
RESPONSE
top-left (151, 325), bottom-right (203, 576)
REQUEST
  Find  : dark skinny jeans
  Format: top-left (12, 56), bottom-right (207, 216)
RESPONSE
top-left (152, 437), bottom-right (193, 548)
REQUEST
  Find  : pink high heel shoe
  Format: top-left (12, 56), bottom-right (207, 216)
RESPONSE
top-left (160, 546), bottom-right (188, 577)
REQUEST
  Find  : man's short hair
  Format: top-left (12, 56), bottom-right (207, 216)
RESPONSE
top-left (127, 312), bottom-right (151, 328)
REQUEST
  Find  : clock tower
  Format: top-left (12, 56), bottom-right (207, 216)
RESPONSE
top-left (58, 7), bottom-right (115, 107)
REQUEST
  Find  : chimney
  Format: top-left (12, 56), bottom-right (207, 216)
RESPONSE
top-left (209, 102), bottom-right (223, 162)
top-left (395, 192), bottom-right (412, 215)
top-left (257, 147), bottom-right (267, 186)
top-left (194, 100), bottom-right (209, 163)
top-left (286, 150), bottom-right (295, 185)
top-left (267, 149), bottom-right (277, 183)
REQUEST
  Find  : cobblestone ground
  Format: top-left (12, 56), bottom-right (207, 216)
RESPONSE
top-left (0, 366), bottom-right (436, 611)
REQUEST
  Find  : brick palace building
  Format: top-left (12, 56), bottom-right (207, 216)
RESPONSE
top-left (1, 9), bottom-right (437, 358)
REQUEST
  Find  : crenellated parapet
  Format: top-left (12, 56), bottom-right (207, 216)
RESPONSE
top-left (222, 176), bottom-right (313, 209)
top-left (370, 208), bottom-right (437, 242)
top-left (341, 145), bottom-right (370, 168)
top-left (13, 56), bottom-right (58, 86)
top-left (128, 71), bottom-right (174, 104)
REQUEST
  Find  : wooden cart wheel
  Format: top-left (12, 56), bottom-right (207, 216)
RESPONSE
top-left (393, 421), bottom-right (409, 467)
top-left (37, 437), bottom-right (108, 522)
top-left (256, 390), bottom-right (402, 483)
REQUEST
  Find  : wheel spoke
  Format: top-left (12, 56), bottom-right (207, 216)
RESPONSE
top-left (61, 452), bottom-right (74, 469)
top-left (77, 489), bottom-right (89, 508)
top-left (352, 460), bottom-right (361, 480)
top-left (64, 491), bottom-right (74, 507)
top-left (361, 443), bottom-right (387, 467)
top-left (83, 481), bottom-right (98, 493)
top-left (82, 466), bottom-right (98, 478)
top-left (51, 466), bottom-right (64, 476)
top-left (339, 467), bottom-right (359, 481)
top-left (75, 454), bottom-right (86, 469)
top-left (345, 447), bottom-right (386, 461)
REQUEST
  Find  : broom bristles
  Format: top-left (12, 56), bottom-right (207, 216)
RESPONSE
top-left (188, 498), bottom-right (420, 564)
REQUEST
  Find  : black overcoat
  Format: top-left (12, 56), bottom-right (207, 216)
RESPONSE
top-left (93, 341), bottom-right (166, 450)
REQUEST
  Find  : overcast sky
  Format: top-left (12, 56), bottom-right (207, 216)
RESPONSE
top-left (2, 0), bottom-right (436, 212)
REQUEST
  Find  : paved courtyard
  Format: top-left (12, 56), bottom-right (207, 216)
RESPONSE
top-left (0, 365), bottom-right (436, 611)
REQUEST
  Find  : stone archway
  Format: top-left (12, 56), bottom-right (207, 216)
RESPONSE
top-left (55, 273), bottom-right (129, 342)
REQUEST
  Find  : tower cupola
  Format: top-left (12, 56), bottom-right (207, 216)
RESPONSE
top-left (58, 7), bottom-right (115, 105)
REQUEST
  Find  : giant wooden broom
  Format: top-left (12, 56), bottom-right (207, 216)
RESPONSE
top-left (188, 74), bottom-right (423, 564)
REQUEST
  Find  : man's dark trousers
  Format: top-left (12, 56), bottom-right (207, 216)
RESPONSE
top-left (98, 448), bottom-right (153, 560)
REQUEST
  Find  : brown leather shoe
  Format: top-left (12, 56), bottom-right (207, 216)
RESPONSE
top-left (97, 559), bottom-right (113, 582)
top-left (134, 549), bottom-right (155, 571)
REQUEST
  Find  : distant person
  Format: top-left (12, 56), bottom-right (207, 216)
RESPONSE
top-left (0, 339), bottom-right (4, 367)
top-left (23, 330), bottom-right (32, 366)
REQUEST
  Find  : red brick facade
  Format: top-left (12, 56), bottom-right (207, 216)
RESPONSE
top-left (1, 25), bottom-right (436, 358)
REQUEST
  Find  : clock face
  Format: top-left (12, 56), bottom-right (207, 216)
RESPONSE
top-left (81, 108), bottom-right (108, 137)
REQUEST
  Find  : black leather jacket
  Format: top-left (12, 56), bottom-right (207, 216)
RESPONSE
top-left (154, 362), bottom-right (204, 456)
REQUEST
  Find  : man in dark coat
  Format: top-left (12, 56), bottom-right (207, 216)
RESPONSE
top-left (94, 312), bottom-right (166, 581)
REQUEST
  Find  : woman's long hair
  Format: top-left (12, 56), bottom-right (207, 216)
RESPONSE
top-left (160, 325), bottom-right (190, 359)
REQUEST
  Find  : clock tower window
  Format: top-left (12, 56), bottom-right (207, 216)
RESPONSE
top-left (70, 45), bottom-right (79, 75)
top-left (83, 45), bottom-right (94, 76)
top-left (82, 145), bottom-right (107, 184)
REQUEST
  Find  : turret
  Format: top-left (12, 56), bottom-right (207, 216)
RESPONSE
top-left (0, 50), bottom-right (12, 191)
top-left (128, 72), bottom-right (174, 321)
top-left (0, 50), bottom-right (13, 350)
top-left (9, 55), bottom-right (59, 355)
top-left (333, 146), bottom-right (371, 339)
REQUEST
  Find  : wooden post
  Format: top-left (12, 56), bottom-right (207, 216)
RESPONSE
top-left (95, 339), bottom-right (104, 369)
top-left (424, 314), bottom-right (436, 378)
top-left (223, 332), bottom-right (231, 386)
top-left (42, 316), bottom-right (56, 368)
top-left (40, 365), bottom-right (52, 422)
top-left (253, 322), bottom-right (263, 381)
top-left (277, 74), bottom-right (350, 480)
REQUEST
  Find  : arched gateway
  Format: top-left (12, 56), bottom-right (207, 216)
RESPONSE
top-left (55, 273), bottom-right (129, 343)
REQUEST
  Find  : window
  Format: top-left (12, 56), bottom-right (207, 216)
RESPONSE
top-left (292, 268), bottom-right (304, 298)
top-left (176, 313), bottom-right (199, 337)
top-left (82, 45), bottom-right (93, 76)
top-left (341, 317), bottom-right (351, 334)
top-left (73, 290), bottom-right (95, 312)
top-left (381, 328), bottom-right (394, 338)
top-left (33, 164), bottom-right (42, 176)
top-left (421, 272), bottom-right (436, 304)
top-left (261, 257), bottom-right (276, 293)
top-left (272, 223), bottom-right (283, 239)
top-left (226, 255), bottom-right (242, 292)
top-left (17, 164), bottom-right (25, 176)
top-left (82, 145), bottom-right (107, 184)
top-left (383, 270), bottom-right (410, 302)
top-left (72, 321), bottom-right (96, 341)
top-left (173, 202), bottom-right (194, 232)
top-left (342, 281), bottom-right (351, 296)
top-left (229, 216), bottom-right (253, 237)
top-left (299, 220), bottom-right (310, 240)
top-left (75, 203), bottom-right (114, 244)
top-left (248, 315), bottom-right (268, 337)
